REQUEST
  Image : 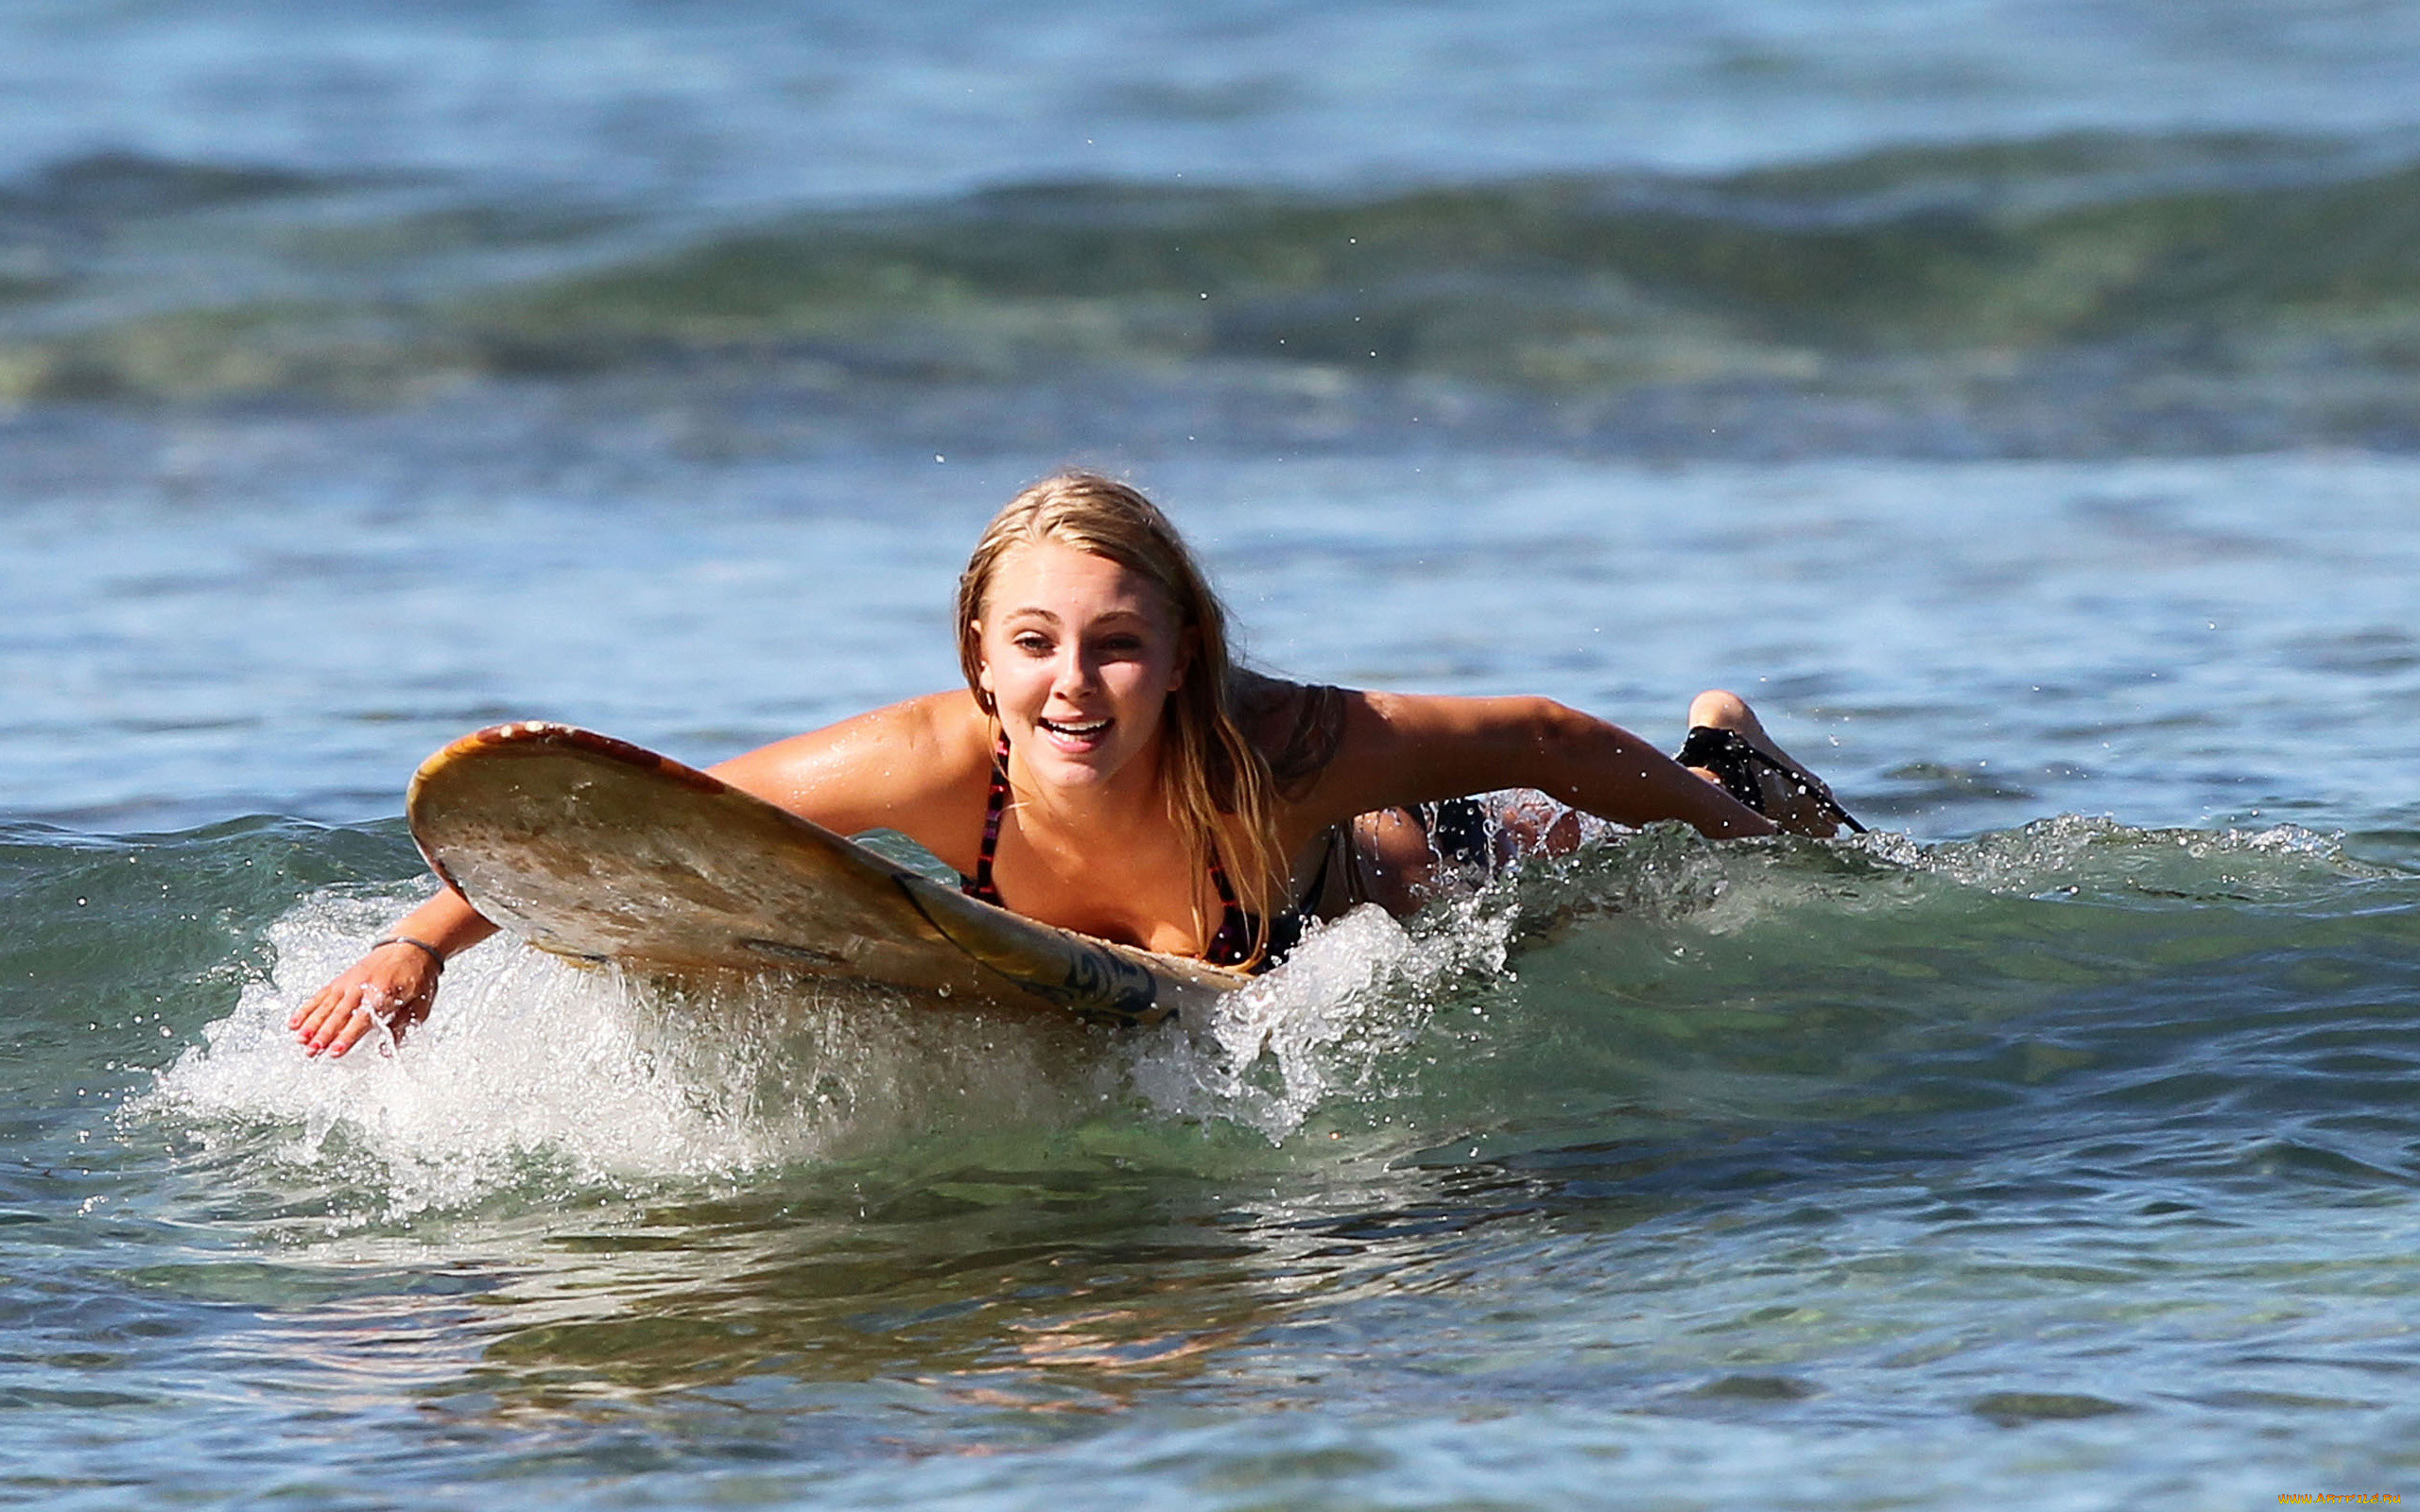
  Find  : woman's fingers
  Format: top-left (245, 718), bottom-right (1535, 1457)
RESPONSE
top-left (291, 958), bottom-right (438, 1057)
top-left (318, 996), bottom-right (382, 1057)
top-left (288, 983), bottom-right (337, 1031)
top-left (310, 992), bottom-right (416, 1058)
top-left (300, 988), bottom-right (361, 1056)
top-left (311, 985), bottom-right (424, 1058)
top-left (290, 986), bottom-right (350, 1044)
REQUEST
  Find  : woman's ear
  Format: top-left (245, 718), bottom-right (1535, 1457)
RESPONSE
top-left (973, 623), bottom-right (997, 704)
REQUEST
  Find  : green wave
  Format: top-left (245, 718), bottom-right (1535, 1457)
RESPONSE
top-left (6, 132), bottom-right (2419, 408)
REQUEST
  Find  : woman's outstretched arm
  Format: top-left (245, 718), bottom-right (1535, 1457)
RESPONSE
top-left (1292, 690), bottom-right (1779, 842)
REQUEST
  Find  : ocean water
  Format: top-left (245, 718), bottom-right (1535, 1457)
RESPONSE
top-left (7, 3), bottom-right (2420, 1508)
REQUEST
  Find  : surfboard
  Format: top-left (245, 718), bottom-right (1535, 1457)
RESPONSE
top-left (406, 722), bottom-right (1248, 1028)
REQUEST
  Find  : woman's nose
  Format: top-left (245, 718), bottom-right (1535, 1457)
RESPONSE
top-left (1052, 646), bottom-right (1098, 693)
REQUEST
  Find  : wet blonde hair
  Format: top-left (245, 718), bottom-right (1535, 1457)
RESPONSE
top-left (957, 472), bottom-right (1281, 961)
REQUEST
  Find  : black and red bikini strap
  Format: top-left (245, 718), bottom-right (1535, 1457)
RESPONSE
top-left (963, 732), bottom-right (1011, 904)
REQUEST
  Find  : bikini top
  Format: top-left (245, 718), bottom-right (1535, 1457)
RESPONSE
top-left (959, 735), bottom-right (1303, 971)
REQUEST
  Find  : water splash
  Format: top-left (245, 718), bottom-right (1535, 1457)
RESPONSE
top-left (135, 889), bottom-right (1115, 1219)
top-left (1127, 897), bottom-right (1518, 1142)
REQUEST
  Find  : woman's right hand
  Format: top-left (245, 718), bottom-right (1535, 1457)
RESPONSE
top-left (290, 885), bottom-right (495, 1059)
top-left (289, 938), bottom-right (444, 1057)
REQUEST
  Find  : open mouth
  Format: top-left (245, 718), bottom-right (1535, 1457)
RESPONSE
top-left (1038, 715), bottom-right (1112, 742)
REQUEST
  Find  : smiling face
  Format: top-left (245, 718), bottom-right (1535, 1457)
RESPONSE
top-left (974, 540), bottom-right (1191, 793)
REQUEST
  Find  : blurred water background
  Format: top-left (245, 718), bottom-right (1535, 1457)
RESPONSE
top-left (6, 3), bottom-right (2420, 1507)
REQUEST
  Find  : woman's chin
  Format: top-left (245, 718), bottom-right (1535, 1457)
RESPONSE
top-left (1034, 751), bottom-right (1117, 786)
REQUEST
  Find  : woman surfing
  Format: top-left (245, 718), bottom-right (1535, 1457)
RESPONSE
top-left (293, 472), bottom-right (1858, 1057)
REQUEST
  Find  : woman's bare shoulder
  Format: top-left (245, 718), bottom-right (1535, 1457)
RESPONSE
top-left (708, 690), bottom-right (994, 838)
top-left (848, 689), bottom-right (994, 758)
top-left (1228, 668), bottom-right (1352, 799)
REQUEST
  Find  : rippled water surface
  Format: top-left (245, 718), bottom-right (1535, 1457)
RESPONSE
top-left (8, 2), bottom-right (2420, 1508)
top-left (9, 438), bottom-right (2418, 1509)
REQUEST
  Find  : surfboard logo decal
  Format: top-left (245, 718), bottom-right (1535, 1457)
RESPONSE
top-left (891, 874), bottom-right (1168, 1027)
top-left (1016, 951), bottom-right (1162, 1027)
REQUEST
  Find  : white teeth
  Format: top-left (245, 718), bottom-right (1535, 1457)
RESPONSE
top-left (1041, 717), bottom-right (1109, 736)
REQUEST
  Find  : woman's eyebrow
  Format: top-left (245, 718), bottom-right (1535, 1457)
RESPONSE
top-left (1001, 605), bottom-right (1153, 625)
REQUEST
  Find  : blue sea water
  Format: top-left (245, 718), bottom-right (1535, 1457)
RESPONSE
top-left (6, 3), bottom-right (2420, 1508)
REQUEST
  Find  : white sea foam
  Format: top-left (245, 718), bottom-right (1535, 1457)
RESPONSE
top-left (139, 890), bottom-right (1121, 1212)
top-left (141, 881), bottom-right (1527, 1211)
top-left (1128, 899), bottom-right (1513, 1141)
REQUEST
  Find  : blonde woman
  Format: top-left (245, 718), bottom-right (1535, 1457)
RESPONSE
top-left (295, 472), bottom-right (1857, 1057)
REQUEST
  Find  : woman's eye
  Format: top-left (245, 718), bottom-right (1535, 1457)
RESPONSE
top-left (1012, 634), bottom-right (1052, 656)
